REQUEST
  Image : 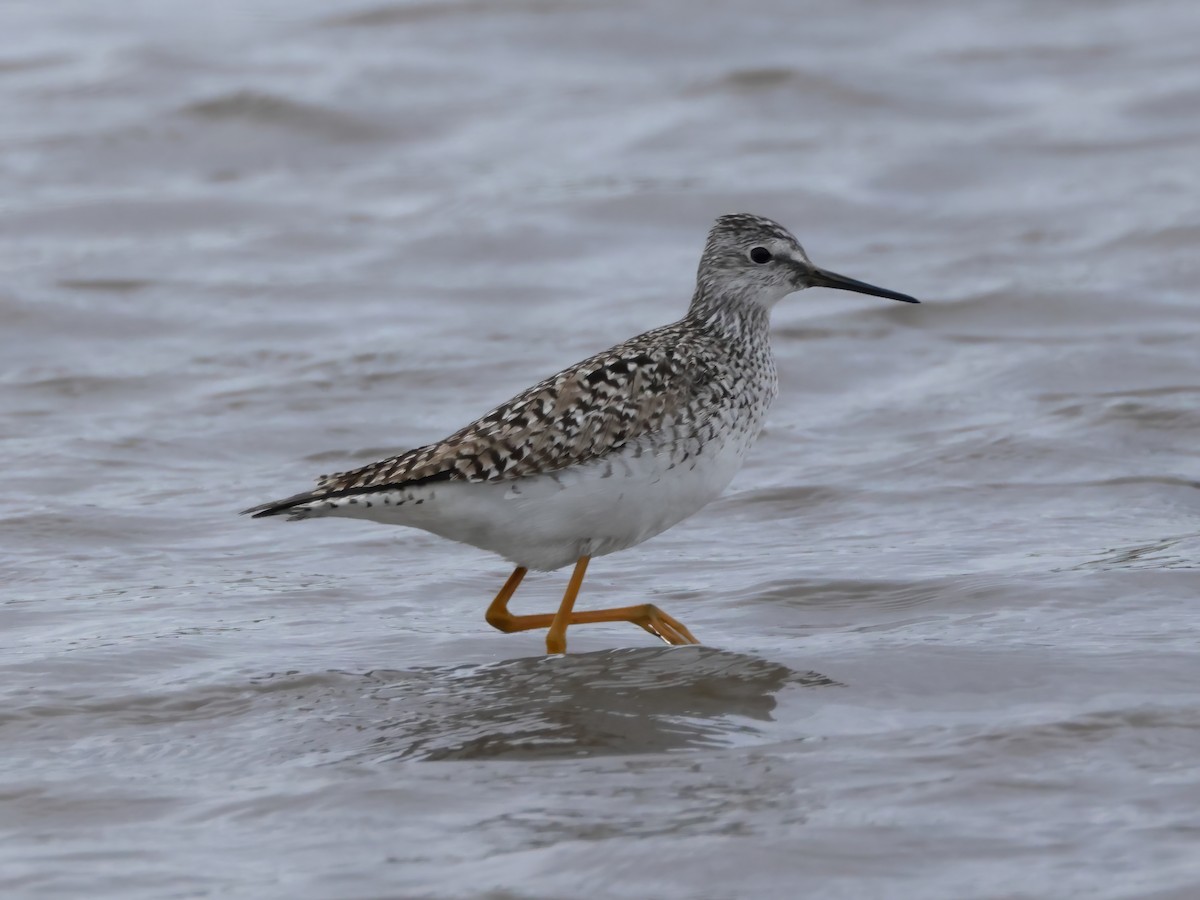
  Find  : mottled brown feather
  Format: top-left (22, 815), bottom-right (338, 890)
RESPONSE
top-left (242, 213), bottom-right (809, 520)
top-left (276, 317), bottom-right (748, 508)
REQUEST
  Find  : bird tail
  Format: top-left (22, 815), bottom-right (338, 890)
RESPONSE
top-left (240, 491), bottom-right (323, 519)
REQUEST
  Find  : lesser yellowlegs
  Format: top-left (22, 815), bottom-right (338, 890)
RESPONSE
top-left (244, 214), bottom-right (918, 652)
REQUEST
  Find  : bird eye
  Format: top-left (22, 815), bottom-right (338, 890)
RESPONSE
top-left (749, 246), bottom-right (773, 264)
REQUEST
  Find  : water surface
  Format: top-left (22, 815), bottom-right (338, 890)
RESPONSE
top-left (3, 1), bottom-right (1200, 897)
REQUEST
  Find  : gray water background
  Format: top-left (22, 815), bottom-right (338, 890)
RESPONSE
top-left (3, 1), bottom-right (1200, 897)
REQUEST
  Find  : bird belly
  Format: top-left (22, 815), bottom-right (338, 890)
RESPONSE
top-left (304, 427), bottom-right (757, 571)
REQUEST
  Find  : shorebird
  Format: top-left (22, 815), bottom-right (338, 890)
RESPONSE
top-left (244, 214), bottom-right (917, 653)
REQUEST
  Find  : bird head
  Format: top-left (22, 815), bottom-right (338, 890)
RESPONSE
top-left (695, 213), bottom-right (919, 310)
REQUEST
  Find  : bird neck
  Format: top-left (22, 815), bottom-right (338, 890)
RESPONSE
top-left (686, 287), bottom-right (771, 341)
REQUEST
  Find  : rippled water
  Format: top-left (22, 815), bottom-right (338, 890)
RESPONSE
top-left (4, 1), bottom-right (1200, 897)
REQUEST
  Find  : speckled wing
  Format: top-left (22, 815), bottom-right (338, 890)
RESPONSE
top-left (244, 324), bottom-right (714, 517)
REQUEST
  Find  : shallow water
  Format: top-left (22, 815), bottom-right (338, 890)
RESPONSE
top-left (4, 1), bottom-right (1200, 897)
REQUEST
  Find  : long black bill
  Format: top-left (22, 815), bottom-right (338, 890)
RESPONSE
top-left (809, 267), bottom-right (919, 304)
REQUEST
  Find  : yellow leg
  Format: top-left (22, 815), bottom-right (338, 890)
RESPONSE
top-left (484, 566), bottom-right (528, 630)
top-left (483, 558), bottom-right (700, 652)
top-left (566, 603), bottom-right (699, 646)
top-left (546, 556), bottom-right (589, 654)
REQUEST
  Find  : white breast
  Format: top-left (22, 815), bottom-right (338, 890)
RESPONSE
top-left (314, 422), bottom-right (761, 571)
